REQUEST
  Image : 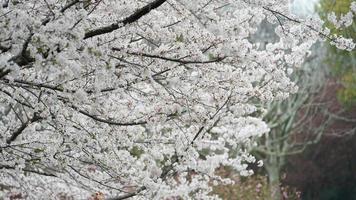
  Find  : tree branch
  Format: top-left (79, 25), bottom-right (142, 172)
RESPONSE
top-left (114, 49), bottom-right (226, 64)
top-left (107, 186), bottom-right (146, 200)
top-left (0, 68), bottom-right (10, 79)
top-left (263, 6), bottom-right (336, 43)
top-left (42, 0), bottom-right (81, 25)
top-left (8, 32), bottom-right (34, 66)
top-left (60, 0), bottom-right (80, 13)
top-left (6, 113), bottom-right (42, 144)
top-left (71, 105), bottom-right (147, 126)
top-left (0, 164), bottom-right (57, 177)
top-left (84, 0), bottom-right (167, 39)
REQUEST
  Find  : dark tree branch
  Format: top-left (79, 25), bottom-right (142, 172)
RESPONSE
top-left (191, 125), bottom-right (205, 145)
top-left (1, 78), bottom-right (116, 94)
top-left (6, 113), bottom-right (42, 144)
top-left (2, 0), bottom-right (9, 8)
top-left (107, 186), bottom-right (147, 200)
top-left (68, 165), bottom-right (125, 192)
top-left (8, 32), bottom-right (34, 66)
top-left (60, 0), bottom-right (80, 13)
top-left (113, 49), bottom-right (226, 64)
top-left (71, 105), bottom-right (147, 126)
top-left (0, 68), bottom-right (10, 79)
top-left (0, 44), bottom-right (11, 53)
top-left (42, 0), bottom-right (81, 25)
top-left (191, 94), bottom-right (231, 144)
top-left (0, 164), bottom-right (57, 177)
top-left (84, 0), bottom-right (168, 39)
top-left (0, 88), bottom-right (34, 108)
top-left (2, 78), bottom-right (67, 92)
top-left (263, 6), bottom-right (336, 43)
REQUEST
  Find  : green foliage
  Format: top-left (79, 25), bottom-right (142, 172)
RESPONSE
top-left (318, 0), bottom-right (356, 107)
top-left (129, 146), bottom-right (144, 158)
top-left (87, 47), bottom-right (102, 57)
top-left (337, 72), bottom-right (356, 106)
top-left (33, 148), bottom-right (44, 153)
top-left (175, 33), bottom-right (184, 42)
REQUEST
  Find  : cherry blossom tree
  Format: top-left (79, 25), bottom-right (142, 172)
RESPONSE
top-left (0, 0), bottom-right (354, 199)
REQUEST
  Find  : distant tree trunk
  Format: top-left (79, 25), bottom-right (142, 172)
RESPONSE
top-left (266, 156), bottom-right (283, 200)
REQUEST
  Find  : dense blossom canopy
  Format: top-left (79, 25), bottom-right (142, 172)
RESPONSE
top-left (0, 0), bottom-right (354, 199)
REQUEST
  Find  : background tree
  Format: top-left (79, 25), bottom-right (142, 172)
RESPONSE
top-left (319, 0), bottom-right (356, 107)
top-left (278, 1), bottom-right (356, 199)
top-left (252, 48), bottom-right (335, 200)
top-left (248, 2), bottom-right (356, 199)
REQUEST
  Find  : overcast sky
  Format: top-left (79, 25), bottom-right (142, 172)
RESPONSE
top-left (290, 0), bottom-right (319, 16)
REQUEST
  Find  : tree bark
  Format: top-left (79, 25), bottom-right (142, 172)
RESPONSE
top-left (265, 156), bottom-right (282, 200)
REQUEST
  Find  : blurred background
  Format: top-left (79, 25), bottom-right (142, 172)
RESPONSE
top-left (212, 0), bottom-right (356, 199)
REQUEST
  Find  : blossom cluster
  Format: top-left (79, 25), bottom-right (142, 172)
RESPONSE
top-left (0, 0), bottom-right (353, 199)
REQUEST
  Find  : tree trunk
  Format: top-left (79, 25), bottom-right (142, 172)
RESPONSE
top-left (265, 156), bottom-right (282, 200)
top-left (268, 166), bottom-right (281, 200)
